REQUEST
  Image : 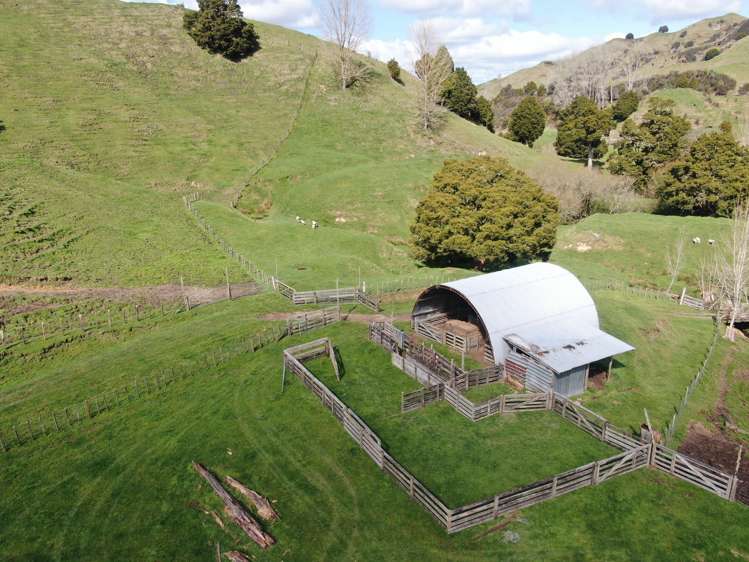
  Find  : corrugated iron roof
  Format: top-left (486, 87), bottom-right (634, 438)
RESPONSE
top-left (504, 322), bottom-right (634, 373)
top-left (423, 263), bottom-right (634, 370)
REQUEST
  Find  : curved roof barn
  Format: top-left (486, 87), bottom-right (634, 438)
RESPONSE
top-left (412, 263), bottom-right (633, 372)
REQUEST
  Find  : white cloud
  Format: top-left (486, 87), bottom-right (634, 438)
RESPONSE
top-left (240, 0), bottom-right (319, 28)
top-left (362, 24), bottom-right (600, 84)
top-left (379, 0), bottom-right (531, 18)
top-left (121, 0), bottom-right (319, 29)
top-left (360, 38), bottom-right (420, 69)
top-left (419, 17), bottom-right (501, 43)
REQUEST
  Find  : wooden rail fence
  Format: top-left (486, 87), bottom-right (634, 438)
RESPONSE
top-left (663, 322), bottom-right (720, 444)
top-left (184, 194), bottom-right (380, 311)
top-left (284, 337), bottom-right (746, 533)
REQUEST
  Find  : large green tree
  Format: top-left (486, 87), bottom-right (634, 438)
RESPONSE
top-left (657, 123), bottom-right (749, 216)
top-left (411, 157), bottom-right (560, 269)
top-left (608, 98), bottom-right (690, 192)
top-left (554, 96), bottom-right (613, 168)
top-left (183, 0), bottom-right (260, 62)
top-left (440, 67), bottom-right (479, 121)
top-left (508, 96), bottom-right (546, 147)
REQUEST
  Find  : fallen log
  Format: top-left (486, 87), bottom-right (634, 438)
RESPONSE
top-left (225, 475), bottom-right (279, 522)
top-left (192, 462), bottom-right (275, 549)
top-left (224, 552), bottom-right (251, 562)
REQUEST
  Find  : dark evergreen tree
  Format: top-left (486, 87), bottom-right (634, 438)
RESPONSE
top-left (657, 123), bottom-right (749, 216)
top-left (554, 96), bottom-right (613, 168)
top-left (612, 90), bottom-right (640, 122)
top-left (608, 98), bottom-right (690, 192)
top-left (440, 67), bottom-right (479, 121)
top-left (509, 96), bottom-right (546, 147)
top-left (625, 32), bottom-right (635, 40)
top-left (658, 25), bottom-right (669, 33)
top-left (411, 157), bottom-right (559, 268)
top-left (183, 0), bottom-right (260, 62)
top-left (476, 96), bottom-right (495, 132)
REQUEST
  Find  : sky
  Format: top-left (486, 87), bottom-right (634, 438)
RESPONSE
top-left (127, 0), bottom-right (748, 83)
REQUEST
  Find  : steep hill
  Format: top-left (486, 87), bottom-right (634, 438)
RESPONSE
top-left (0, 0), bottom-right (597, 290)
top-left (480, 13), bottom-right (748, 99)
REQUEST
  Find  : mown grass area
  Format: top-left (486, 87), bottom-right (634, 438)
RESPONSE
top-left (1, 309), bottom-right (749, 561)
top-left (581, 290), bottom-right (716, 432)
top-left (463, 381), bottom-right (518, 403)
top-left (674, 336), bottom-right (749, 445)
top-left (553, 212), bottom-right (730, 290)
top-left (306, 323), bottom-right (615, 506)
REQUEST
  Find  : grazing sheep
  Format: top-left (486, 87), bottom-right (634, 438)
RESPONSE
top-left (295, 215), bottom-right (301, 223)
top-left (300, 219), bottom-right (306, 225)
top-left (311, 220), bottom-right (319, 229)
top-left (708, 239), bottom-right (715, 246)
top-left (692, 237), bottom-right (701, 245)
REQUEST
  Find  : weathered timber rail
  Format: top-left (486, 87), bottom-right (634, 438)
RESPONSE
top-left (283, 336), bottom-right (745, 533)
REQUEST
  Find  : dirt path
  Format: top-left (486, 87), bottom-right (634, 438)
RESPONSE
top-left (679, 346), bottom-right (749, 504)
top-left (0, 282), bottom-right (260, 307)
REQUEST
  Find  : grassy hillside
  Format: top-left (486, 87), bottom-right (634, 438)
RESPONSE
top-left (553, 213), bottom-right (730, 289)
top-left (0, 0), bottom-right (600, 290)
top-left (0, 0), bottom-right (322, 285)
top-left (480, 13), bottom-right (748, 98)
top-left (629, 87), bottom-right (749, 143)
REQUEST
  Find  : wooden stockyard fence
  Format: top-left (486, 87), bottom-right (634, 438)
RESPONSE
top-left (283, 334), bottom-right (746, 534)
top-left (184, 193), bottom-right (380, 311)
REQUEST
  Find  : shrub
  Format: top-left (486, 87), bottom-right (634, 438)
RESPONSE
top-left (626, 32), bottom-right (635, 40)
top-left (509, 96), bottom-right (546, 147)
top-left (671, 41), bottom-right (681, 50)
top-left (704, 48), bottom-right (720, 61)
top-left (612, 90), bottom-right (639, 122)
top-left (523, 81), bottom-right (538, 95)
top-left (640, 70), bottom-right (736, 96)
top-left (679, 30), bottom-right (687, 38)
top-left (739, 83), bottom-right (749, 95)
top-left (411, 157), bottom-right (559, 268)
top-left (657, 124), bottom-right (749, 216)
top-left (183, 0), bottom-right (260, 62)
top-left (387, 59), bottom-right (402, 83)
top-left (658, 25), bottom-right (669, 33)
top-left (684, 40), bottom-right (694, 47)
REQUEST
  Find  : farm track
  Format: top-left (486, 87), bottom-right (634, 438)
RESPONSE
top-left (0, 282), bottom-right (261, 307)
